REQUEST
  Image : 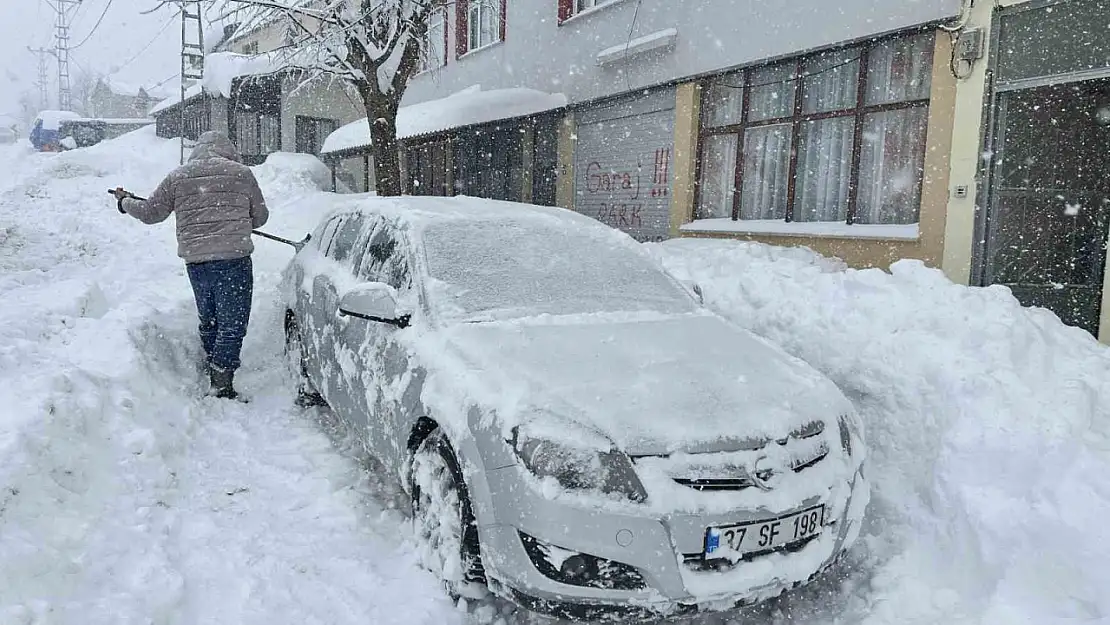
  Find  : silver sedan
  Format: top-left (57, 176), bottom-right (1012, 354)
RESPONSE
top-left (280, 196), bottom-right (869, 622)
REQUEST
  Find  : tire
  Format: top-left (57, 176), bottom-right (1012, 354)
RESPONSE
top-left (410, 429), bottom-right (486, 597)
top-left (284, 311), bottom-right (326, 407)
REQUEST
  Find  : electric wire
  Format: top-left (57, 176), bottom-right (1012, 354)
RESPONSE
top-left (112, 11), bottom-right (180, 73)
top-left (70, 0), bottom-right (115, 50)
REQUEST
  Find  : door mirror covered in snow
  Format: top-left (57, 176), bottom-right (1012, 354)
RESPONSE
top-left (338, 283), bottom-right (410, 328)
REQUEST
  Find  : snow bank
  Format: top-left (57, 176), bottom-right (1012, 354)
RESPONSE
top-left (252, 151), bottom-right (334, 195)
top-left (0, 130), bottom-right (461, 624)
top-left (322, 85), bottom-right (567, 154)
top-left (651, 238), bottom-right (1110, 624)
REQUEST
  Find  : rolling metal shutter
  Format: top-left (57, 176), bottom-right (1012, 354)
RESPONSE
top-left (573, 88), bottom-right (676, 242)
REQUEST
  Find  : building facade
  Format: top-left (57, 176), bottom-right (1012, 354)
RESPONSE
top-left (150, 7), bottom-right (363, 165)
top-left (389, 0), bottom-right (1109, 342)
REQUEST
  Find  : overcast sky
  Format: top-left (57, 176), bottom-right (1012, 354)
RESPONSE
top-left (0, 0), bottom-right (185, 119)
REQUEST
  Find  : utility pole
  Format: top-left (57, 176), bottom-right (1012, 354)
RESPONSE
top-left (180, 0), bottom-right (205, 164)
top-left (27, 47), bottom-right (53, 110)
top-left (54, 0), bottom-right (81, 111)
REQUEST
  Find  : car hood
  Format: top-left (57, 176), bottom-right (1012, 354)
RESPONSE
top-left (440, 313), bottom-right (851, 455)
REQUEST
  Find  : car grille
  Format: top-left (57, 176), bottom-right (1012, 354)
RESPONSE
top-left (634, 421), bottom-right (830, 493)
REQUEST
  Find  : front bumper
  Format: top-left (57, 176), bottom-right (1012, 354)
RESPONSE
top-left (477, 463), bottom-right (869, 622)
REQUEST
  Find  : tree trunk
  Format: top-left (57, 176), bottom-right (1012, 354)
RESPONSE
top-left (365, 97), bottom-right (403, 197)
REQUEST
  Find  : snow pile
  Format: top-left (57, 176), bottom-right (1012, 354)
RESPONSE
top-left (652, 238), bottom-right (1110, 624)
top-left (253, 151), bottom-right (335, 195)
top-left (322, 85), bottom-right (567, 154)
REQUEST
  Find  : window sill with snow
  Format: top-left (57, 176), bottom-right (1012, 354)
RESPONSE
top-left (680, 219), bottom-right (921, 242)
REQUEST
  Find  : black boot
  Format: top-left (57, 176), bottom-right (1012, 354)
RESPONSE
top-left (208, 365), bottom-right (238, 400)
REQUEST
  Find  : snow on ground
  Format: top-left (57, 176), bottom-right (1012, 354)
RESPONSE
top-left (651, 239), bottom-right (1110, 625)
top-left (0, 129), bottom-right (460, 625)
top-left (2, 127), bottom-right (1107, 625)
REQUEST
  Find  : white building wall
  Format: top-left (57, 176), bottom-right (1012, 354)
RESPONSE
top-left (404, 0), bottom-right (962, 107)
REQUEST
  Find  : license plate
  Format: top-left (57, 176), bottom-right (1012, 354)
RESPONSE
top-left (704, 505), bottom-right (824, 560)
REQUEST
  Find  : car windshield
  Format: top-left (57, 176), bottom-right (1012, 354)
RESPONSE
top-left (421, 219), bottom-right (699, 321)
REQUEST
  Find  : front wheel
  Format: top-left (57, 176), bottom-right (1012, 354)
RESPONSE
top-left (410, 429), bottom-right (486, 598)
top-left (284, 310), bottom-right (326, 407)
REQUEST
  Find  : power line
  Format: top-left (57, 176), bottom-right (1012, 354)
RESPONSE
top-left (112, 11), bottom-right (180, 73)
top-left (70, 0), bottom-right (114, 50)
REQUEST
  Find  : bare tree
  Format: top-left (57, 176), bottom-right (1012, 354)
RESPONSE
top-left (210, 0), bottom-right (444, 196)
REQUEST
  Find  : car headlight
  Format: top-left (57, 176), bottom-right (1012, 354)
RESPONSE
top-left (514, 437), bottom-right (648, 503)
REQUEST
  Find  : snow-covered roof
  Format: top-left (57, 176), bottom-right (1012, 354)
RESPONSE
top-left (35, 110), bottom-right (82, 130)
top-left (321, 85), bottom-right (568, 154)
top-left (148, 49), bottom-right (319, 117)
top-left (149, 83), bottom-right (204, 116)
top-left (93, 75), bottom-right (174, 101)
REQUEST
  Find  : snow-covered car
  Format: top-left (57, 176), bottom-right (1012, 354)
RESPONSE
top-left (280, 196), bottom-right (869, 621)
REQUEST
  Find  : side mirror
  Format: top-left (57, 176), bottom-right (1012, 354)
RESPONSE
top-left (338, 283), bottom-right (411, 328)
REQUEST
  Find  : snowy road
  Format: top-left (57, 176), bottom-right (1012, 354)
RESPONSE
top-left (1, 130), bottom-right (1107, 625)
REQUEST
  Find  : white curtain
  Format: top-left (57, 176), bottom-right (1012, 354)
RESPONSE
top-left (748, 64), bottom-right (795, 122)
top-left (740, 123), bottom-right (791, 220)
top-left (795, 117), bottom-right (854, 222)
top-left (704, 79), bottom-right (744, 127)
top-left (802, 53), bottom-right (860, 114)
top-left (857, 108), bottom-right (929, 224)
top-left (697, 133), bottom-right (738, 219)
top-left (866, 34), bottom-right (934, 105)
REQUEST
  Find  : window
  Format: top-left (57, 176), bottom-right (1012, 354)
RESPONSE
top-left (358, 223), bottom-right (411, 291)
top-left (559, 0), bottom-right (618, 21)
top-left (316, 216), bottom-right (344, 252)
top-left (419, 8), bottom-right (448, 72)
top-left (457, 0), bottom-right (503, 56)
top-left (295, 116), bottom-right (339, 155)
top-left (696, 32), bottom-right (934, 226)
top-left (242, 41), bottom-right (260, 55)
top-left (327, 216), bottom-right (366, 265)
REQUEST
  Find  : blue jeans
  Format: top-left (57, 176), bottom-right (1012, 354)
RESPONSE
top-left (186, 256), bottom-right (253, 372)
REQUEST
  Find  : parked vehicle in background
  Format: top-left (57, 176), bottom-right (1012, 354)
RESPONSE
top-left (0, 125), bottom-right (16, 144)
top-left (280, 196), bottom-right (869, 621)
top-left (29, 110), bottom-right (81, 152)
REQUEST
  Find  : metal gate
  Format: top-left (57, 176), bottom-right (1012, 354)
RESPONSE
top-left (574, 88), bottom-right (676, 242)
top-left (977, 0), bottom-right (1110, 337)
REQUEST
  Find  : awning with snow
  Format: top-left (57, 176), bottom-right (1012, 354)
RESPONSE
top-left (320, 85), bottom-right (568, 155)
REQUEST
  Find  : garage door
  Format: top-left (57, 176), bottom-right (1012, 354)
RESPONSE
top-left (574, 88), bottom-right (676, 243)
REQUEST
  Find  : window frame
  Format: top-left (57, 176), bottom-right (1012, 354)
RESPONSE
top-left (417, 6), bottom-right (449, 73)
top-left (558, 0), bottom-right (620, 22)
top-left (695, 31), bottom-right (934, 226)
top-left (457, 0), bottom-right (505, 57)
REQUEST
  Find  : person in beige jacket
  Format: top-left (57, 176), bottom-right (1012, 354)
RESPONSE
top-left (113, 131), bottom-right (269, 399)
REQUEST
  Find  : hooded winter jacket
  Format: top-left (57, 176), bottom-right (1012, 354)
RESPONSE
top-left (121, 131), bottom-right (269, 264)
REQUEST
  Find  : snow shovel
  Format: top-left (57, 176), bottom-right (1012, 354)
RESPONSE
top-left (108, 189), bottom-right (312, 252)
